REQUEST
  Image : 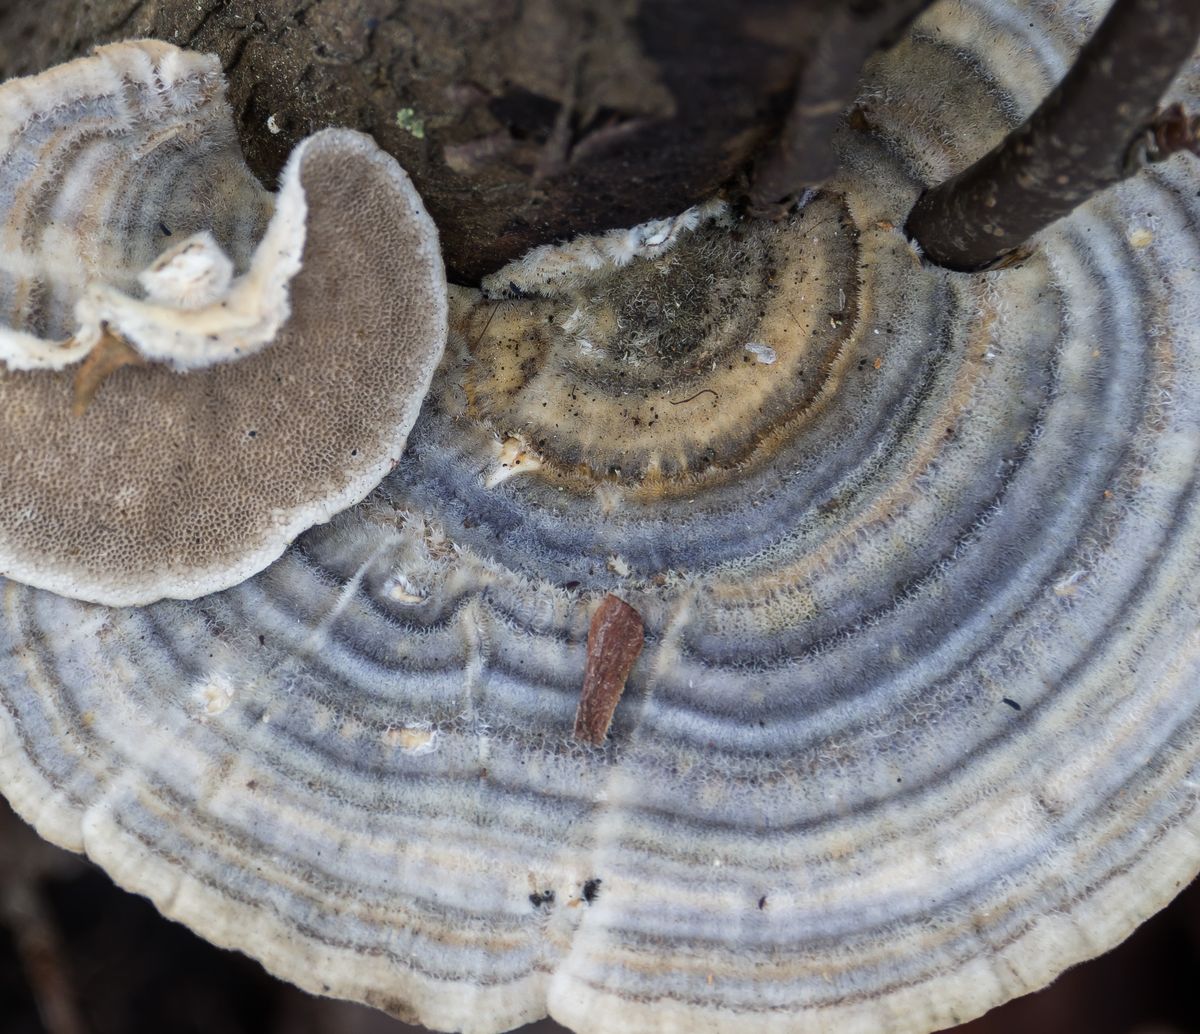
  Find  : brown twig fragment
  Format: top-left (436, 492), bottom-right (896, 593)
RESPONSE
top-left (0, 804), bottom-right (88, 1034)
top-left (573, 594), bottom-right (645, 745)
top-left (3, 883), bottom-right (88, 1034)
top-left (71, 329), bottom-right (146, 416)
top-left (905, 0), bottom-right (1200, 271)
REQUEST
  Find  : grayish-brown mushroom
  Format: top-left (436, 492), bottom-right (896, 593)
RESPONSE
top-left (0, 3), bottom-right (1199, 1033)
top-left (0, 41), bottom-right (447, 606)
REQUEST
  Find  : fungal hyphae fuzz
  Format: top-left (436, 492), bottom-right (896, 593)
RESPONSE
top-left (0, 41), bottom-right (447, 606)
top-left (1, 5), bottom-right (1200, 1034)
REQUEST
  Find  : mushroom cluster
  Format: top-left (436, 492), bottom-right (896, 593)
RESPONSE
top-left (0, 41), bottom-right (447, 606)
top-left (1, 3), bottom-right (1199, 1034)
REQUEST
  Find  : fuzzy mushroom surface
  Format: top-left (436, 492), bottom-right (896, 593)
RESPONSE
top-left (2, 2), bottom-right (1200, 1033)
top-left (0, 41), bottom-right (447, 606)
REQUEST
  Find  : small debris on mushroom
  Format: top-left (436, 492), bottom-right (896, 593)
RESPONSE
top-left (484, 436), bottom-right (545, 488)
top-left (743, 341), bottom-right (777, 364)
top-left (573, 594), bottom-right (645, 745)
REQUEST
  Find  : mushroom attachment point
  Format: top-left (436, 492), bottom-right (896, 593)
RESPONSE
top-left (1, 4), bottom-right (1199, 1034)
top-left (0, 41), bottom-right (447, 606)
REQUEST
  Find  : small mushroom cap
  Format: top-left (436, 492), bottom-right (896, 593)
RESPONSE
top-left (0, 42), bottom-right (447, 605)
top-left (1, 5), bottom-right (1200, 1034)
top-left (0, 41), bottom-right (272, 370)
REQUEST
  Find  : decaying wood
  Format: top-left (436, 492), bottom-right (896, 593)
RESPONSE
top-left (1139, 102), bottom-right (1200, 164)
top-left (573, 594), bottom-right (645, 745)
top-left (0, 0), bottom-right (910, 283)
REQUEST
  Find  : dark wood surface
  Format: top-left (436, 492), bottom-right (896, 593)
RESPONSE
top-left (0, 0), bottom-right (933, 283)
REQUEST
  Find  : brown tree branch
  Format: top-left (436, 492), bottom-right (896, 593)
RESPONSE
top-left (905, 0), bottom-right (1200, 271)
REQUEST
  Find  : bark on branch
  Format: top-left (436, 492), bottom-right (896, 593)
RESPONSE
top-left (905, 0), bottom-right (1200, 271)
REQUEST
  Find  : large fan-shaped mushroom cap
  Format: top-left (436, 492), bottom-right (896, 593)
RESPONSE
top-left (0, 41), bottom-right (447, 606)
top-left (1, 2), bottom-right (1200, 1033)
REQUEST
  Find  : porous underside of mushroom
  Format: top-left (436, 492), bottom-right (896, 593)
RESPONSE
top-left (1, 3), bottom-right (1200, 1034)
top-left (0, 41), bottom-right (448, 605)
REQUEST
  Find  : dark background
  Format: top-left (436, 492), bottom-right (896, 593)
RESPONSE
top-left (2, 799), bottom-right (1197, 1034)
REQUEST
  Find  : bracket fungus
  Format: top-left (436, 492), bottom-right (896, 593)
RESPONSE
top-left (0, 40), bottom-right (447, 606)
top-left (1, 2), bottom-right (1200, 1033)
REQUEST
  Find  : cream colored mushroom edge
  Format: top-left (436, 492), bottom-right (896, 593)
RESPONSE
top-left (0, 3), bottom-right (1199, 1034)
top-left (0, 40), bottom-right (448, 606)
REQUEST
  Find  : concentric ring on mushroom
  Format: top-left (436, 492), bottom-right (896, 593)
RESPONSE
top-left (1, 1), bottom-right (1199, 1033)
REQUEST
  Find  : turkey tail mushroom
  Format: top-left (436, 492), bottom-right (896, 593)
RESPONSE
top-left (0, 4), bottom-right (1199, 1034)
top-left (0, 42), bottom-right (447, 606)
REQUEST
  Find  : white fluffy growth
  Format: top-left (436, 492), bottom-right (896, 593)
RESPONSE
top-left (481, 198), bottom-right (729, 299)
